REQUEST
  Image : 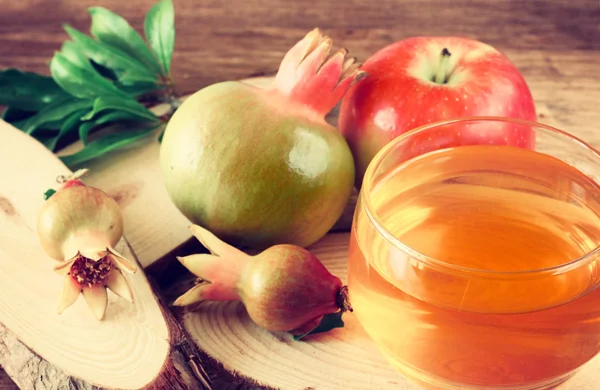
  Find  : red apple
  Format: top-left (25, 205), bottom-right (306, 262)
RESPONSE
top-left (338, 36), bottom-right (537, 187)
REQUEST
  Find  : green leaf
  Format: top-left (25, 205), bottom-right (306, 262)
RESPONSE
top-left (82, 95), bottom-right (159, 122)
top-left (48, 108), bottom-right (88, 151)
top-left (60, 41), bottom-right (96, 72)
top-left (293, 311), bottom-right (346, 341)
top-left (144, 0), bottom-right (175, 75)
top-left (9, 118), bottom-right (35, 131)
top-left (0, 69), bottom-right (69, 111)
top-left (87, 60), bottom-right (159, 97)
top-left (79, 109), bottom-right (157, 145)
top-left (38, 133), bottom-right (60, 149)
top-left (78, 121), bottom-right (96, 146)
top-left (60, 126), bottom-right (157, 167)
top-left (119, 82), bottom-right (164, 97)
top-left (43, 188), bottom-right (57, 200)
top-left (50, 52), bottom-right (130, 100)
top-left (89, 6), bottom-right (164, 77)
top-left (90, 60), bottom-right (119, 81)
top-left (2, 107), bottom-right (36, 124)
top-left (63, 25), bottom-right (157, 85)
top-left (22, 98), bottom-right (93, 135)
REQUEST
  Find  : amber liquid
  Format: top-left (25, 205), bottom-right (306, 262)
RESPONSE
top-left (349, 145), bottom-right (600, 389)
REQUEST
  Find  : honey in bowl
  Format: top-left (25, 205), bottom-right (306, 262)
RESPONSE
top-left (349, 119), bottom-right (600, 389)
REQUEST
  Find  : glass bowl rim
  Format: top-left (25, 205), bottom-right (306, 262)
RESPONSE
top-left (361, 115), bottom-right (600, 277)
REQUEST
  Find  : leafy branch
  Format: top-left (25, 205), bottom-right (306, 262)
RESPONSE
top-left (0, 0), bottom-right (177, 168)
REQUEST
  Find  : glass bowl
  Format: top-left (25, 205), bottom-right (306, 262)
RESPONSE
top-left (348, 117), bottom-right (600, 389)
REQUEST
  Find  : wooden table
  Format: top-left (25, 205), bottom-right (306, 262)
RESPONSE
top-left (1, 0), bottom-right (599, 388)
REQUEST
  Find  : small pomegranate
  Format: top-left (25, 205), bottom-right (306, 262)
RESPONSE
top-left (174, 224), bottom-right (352, 336)
top-left (159, 28), bottom-right (365, 251)
top-left (37, 169), bottom-right (137, 320)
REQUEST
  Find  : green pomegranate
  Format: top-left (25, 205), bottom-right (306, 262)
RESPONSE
top-left (159, 29), bottom-right (364, 250)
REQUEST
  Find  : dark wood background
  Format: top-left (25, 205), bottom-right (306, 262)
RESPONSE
top-left (1, 0), bottom-right (599, 388)
top-left (2, 0), bottom-right (599, 95)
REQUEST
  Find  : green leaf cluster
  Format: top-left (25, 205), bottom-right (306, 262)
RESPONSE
top-left (0, 0), bottom-right (175, 167)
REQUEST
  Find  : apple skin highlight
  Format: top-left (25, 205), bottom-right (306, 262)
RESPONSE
top-left (338, 36), bottom-right (537, 188)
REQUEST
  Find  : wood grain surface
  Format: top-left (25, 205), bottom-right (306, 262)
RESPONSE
top-left (1, 0), bottom-right (599, 388)
top-left (0, 118), bottom-right (211, 390)
top-left (0, 0), bottom-right (598, 95)
top-left (172, 232), bottom-right (600, 390)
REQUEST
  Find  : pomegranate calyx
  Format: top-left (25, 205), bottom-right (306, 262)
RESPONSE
top-left (81, 285), bottom-right (109, 320)
top-left (273, 28), bottom-right (367, 116)
top-left (189, 224), bottom-right (247, 258)
top-left (70, 254), bottom-right (113, 288)
top-left (57, 276), bottom-right (83, 314)
top-left (173, 226), bottom-right (249, 306)
top-left (54, 247), bottom-right (136, 320)
top-left (54, 247), bottom-right (137, 275)
top-left (105, 268), bottom-right (134, 302)
top-left (336, 285), bottom-right (353, 313)
top-left (107, 246), bottom-right (138, 273)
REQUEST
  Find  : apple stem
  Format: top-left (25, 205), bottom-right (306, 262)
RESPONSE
top-left (434, 48), bottom-right (452, 84)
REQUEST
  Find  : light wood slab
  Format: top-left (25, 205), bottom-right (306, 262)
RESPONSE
top-left (169, 232), bottom-right (600, 390)
top-left (9, 54), bottom-right (600, 389)
top-left (151, 62), bottom-right (600, 388)
top-left (0, 119), bottom-right (208, 389)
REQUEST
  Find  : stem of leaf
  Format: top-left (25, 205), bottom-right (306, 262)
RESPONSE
top-left (157, 76), bottom-right (182, 121)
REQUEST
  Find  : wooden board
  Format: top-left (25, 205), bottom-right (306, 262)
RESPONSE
top-left (124, 72), bottom-right (600, 389)
top-left (4, 71), bottom-right (600, 390)
top-left (160, 233), bottom-right (600, 390)
top-left (0, 372), bottom-right (17, 390)
top-left (178, 233), bottom-right (405, 390)
top-left (0, 119), bottom-right (210, 390)
top-left (2, 2), bottom-right (600, 384)
top-left (2, 0), bottom-right (599, 94)
top-left (39, 73), bottom-right (600, 389)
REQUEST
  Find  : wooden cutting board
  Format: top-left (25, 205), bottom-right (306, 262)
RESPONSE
top-left (163, 230), bottom-right (600, 390)
top-left (2, 73), bottom-right (600, 389)
top-left (0, 119), bottom-right (210, 389)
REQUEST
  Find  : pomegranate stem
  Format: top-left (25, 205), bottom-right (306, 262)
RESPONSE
top-left (336, 285), bottom-right (353, 312)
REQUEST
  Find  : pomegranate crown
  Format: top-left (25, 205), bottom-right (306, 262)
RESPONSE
top-left (273, 28), bottom-right (367, 116)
